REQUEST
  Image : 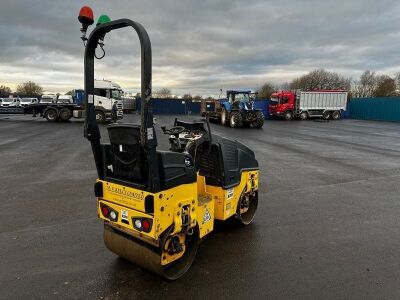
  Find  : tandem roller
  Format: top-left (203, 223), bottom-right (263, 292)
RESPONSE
top-left (79, 6), bottom-right (259, 280)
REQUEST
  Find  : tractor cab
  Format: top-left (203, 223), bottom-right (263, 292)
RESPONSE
top-left (227, 90), bottom-right (253, 110)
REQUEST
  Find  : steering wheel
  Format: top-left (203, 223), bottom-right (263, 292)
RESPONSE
top-left (165, 126), bottom-right (185, 135)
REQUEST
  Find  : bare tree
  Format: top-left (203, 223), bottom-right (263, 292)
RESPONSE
top-left (351, 70), bottom-right (377, 98)
top-left (0, 85), bottom-right (12, 97)
top-left (290, 69), bottom-right (350, 91)
top-left (394, 72), bottom-right (400, 91)
top-left (154, 88), bottom-right (172, 98)
top-left (257, 82), bottom-right (275, 99)
top-left (352, 71), bottom-right (397, 98)
top-left (16, 81), bottom-right (43, 96)
top-left (374, 75), bottom-right (396, 97)
top-left (182, 93), bottom-right (192, 100)
top-left (193, 95), bottom-right (202, 101)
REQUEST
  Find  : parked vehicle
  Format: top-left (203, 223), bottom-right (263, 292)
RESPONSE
top-left (0, 80), bottom-right (124, 123)
top-left (40, 94), bottom-right (56, 104)
top-left (90, 79), bottom-right (124, 121)
top-left (201, 90), bottom-right (264, 128)
top-left (56, 95), bottom-right (73, 103)
top-left (20, 98), bottom-right (39, 107)
top-left (269, 90), bottom-right (348, 120)
top-left (41, 80), bottom-right (123, 122)
top-left (122, 96), bottom-right (136, 113)
top-left (1, 97), bottom-right (21, 107)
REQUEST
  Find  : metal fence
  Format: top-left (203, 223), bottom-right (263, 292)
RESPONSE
top-left (135, 98), bottom-right (201, 115)
top-left (349, 97), bottom-right (400, 122)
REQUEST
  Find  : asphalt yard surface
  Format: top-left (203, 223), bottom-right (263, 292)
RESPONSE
top-left (1, 114), bottom-right (400, 299)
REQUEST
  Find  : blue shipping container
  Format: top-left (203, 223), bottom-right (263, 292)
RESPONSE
top-left (135, 98), bottom-right (201, 115)
top-left (349, 97), bottom-right (400, 122)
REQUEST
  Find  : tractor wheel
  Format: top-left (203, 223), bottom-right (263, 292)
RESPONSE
top-left (322, 111), bottom-right (331, 120)
top-left (331, 110), bottom-right (341, 120)
top-left (95, 110), bottom-right (106, 123)
top-left (251, 111), bottom-right (264, 128)
top-left (59, 108), bottom-right (72, 122)
top-left (299, 111), bottom-right (308, 120)
top-left (45, 109), bottom-right (58, 122)
top-left (229, 112), bottom-right (243, 128)
top-left (284, 111), bottom-right (293, 121)
top-left (235, 191), bottom-right (258, 226)
top-left (221, 108), bottom-right (228, 126)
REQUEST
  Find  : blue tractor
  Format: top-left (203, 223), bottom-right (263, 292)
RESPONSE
top-left (201, 90), bottom-right (264, 128)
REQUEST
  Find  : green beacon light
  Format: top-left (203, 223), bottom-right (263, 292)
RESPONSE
top-left (95, 14), bottom-right (111, 59)
top-left (97, 15), bottom-right (111, 26)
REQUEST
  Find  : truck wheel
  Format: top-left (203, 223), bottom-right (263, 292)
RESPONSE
top-left (229, 112), bottom-right (243, 128)
top-left (221, 108), bottom-right (228, 125)
top-left (300, 111), bottom-right (308, 120)
top-left (331, 111), bottom-right (341, 120)
top-left (322, 111), bottom-right (331, 120)
top-left (59, 108), bottom-right (72, 121)
top-left (284, 111), bottom-right (293, 121)
top-left (251, 111), bottom-right (264, 128)
top-left (45, 109), bottom-right (58, 122)
top-left (95, 110), bottom-right (106, 123)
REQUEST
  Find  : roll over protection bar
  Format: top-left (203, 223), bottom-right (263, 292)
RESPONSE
top-left (83, 19), bottom-right (161, 192)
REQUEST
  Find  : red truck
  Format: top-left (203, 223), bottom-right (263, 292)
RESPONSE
top-left (269, 90), bottom-right (348, 120)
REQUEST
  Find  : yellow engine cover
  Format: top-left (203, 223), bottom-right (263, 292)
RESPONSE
top-left (201, 170), bottom-right (259, 221)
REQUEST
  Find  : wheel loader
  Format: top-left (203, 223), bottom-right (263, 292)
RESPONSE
top-left (79, 6), bottom-right (260, 280)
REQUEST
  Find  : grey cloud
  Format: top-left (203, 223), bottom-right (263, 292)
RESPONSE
top-left (0, 0), bottom-right (400, 95)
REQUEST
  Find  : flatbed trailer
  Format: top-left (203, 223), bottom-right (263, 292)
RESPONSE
top-left (0, 102), bottom-right (121, 123)
top-left (0, 107), bottom-right (25, 114)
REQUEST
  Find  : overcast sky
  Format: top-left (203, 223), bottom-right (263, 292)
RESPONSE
top-left (1, 0), bottom-right (400, 96)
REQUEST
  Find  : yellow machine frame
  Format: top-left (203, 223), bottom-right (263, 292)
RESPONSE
top-left (97, 170), bottom-right (258, 265)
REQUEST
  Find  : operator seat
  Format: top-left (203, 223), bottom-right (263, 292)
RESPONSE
top-left (102, 123), bottom-right (196, 192)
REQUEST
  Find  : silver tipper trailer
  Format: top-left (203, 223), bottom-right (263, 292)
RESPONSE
top-left (296, 90), bottom-right (348, 120)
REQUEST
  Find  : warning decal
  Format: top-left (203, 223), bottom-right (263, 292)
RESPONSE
top-left (147, 127), bottom-right (154, 140)
top-left (203, 207), bottom-right (211, 224)
top-left (121, 209), bottom-right (129, 221)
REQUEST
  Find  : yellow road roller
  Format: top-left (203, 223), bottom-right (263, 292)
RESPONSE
top-left (79, 7), bottom-right (259, 280)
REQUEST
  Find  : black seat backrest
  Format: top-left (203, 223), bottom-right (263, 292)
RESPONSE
top-left (104, 123), bottom-right (197, 191)
top-left (105, 124), bottom-right (146, 183)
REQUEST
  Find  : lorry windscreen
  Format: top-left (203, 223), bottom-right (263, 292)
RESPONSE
top-left (111, 89), bottom-right (123, 100)
top-left (270, 97), bottom-right (279, 103)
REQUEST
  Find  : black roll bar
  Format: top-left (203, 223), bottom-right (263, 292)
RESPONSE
top-left (83, 19), bottom-right (160, 192)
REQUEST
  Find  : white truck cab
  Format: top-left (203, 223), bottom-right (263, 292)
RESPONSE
top-left (93, 79), bottom-right (124, 122)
